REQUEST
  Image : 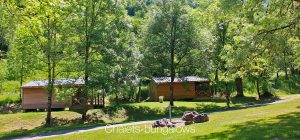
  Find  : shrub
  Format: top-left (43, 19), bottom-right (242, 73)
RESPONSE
top-left (159, 96), bottom-right (164, 103)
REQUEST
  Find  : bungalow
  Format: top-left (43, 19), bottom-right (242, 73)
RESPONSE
top-left (149, 76), bottom-right (211, 101)
top-left (21, 78), bottom-right (85, 110)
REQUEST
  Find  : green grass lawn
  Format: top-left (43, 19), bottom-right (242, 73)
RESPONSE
top-left (43, 97), bottom-right (300, 140)
top-left (0, 95), bottom-right (292, 139)
top-left (111, 96), bottom-right (278, 122)
top-left (0, 109), bottom-right (132, 139)
top-left (0, 111), bottom-right (82, 139)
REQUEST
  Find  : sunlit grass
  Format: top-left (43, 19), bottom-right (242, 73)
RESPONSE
top-left (43, 98), bottom-right (300, 140)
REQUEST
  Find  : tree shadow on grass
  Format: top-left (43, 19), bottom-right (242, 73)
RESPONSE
top-left (50, 117), bottom-right (81, 126)
top-left (231, 96), bottom-right (280, 106)
top-left (172, 103), bottom-right (227, 116)
top-left (192, 112), bottom-right (300, 140)
top-left (122, 105), bottom-right (166, 121)
top-left (194, 96), bottom-right (280, 107)
top-left (120, 103), bottom-right (226, 122)
top-left (109, 96), bottom-right (280, 123)
top-left (191, 98), bottom-right (228, 103)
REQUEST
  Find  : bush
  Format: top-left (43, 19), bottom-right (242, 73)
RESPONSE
top-left (273, 76), bottom-right (300, 94)
top-left (140, 86), bottom-right (149, 100)
top-left (0, 80), bottom-right (19, 94)
top-left (0, 93), bottom-right (20, 106)
top-left (159, 96), bottom-right (164, 103)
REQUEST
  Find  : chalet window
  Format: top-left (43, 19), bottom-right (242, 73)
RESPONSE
top-left (195, 82), bottom-right (209, 91)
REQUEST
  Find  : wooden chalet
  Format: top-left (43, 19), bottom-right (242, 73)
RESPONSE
top-left (149, 76), bottom-right (211, 101)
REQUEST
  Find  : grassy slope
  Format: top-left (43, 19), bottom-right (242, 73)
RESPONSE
top-left (44, 98), bottom-right (300, 140)
top-left (0, 111), bottom-right (82, 138)
top-left (0, 96), bottom-right (279, 139)
top-left (0, 101), bottom-right (224, 138)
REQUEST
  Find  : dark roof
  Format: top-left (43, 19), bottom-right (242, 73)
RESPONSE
top-left (22, 78), bottom-right (85, 88)
top-left (152, 76), bottom-right (209, 83)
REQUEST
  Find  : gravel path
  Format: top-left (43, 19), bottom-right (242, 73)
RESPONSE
top-left (13, 94), bottom-right (300, 140)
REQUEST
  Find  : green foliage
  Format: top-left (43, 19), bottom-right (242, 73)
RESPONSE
top-left (0, 60), bottom-right (7, 92)
top-left (1, 81), bottom-right (19, 93)
top-left (272, 75), bottom-right (300, 94)
top-left (0, 93), bottom-right (20, 106)
top-left (158, 96), bottom-right (164, 103)
top-left (0, 0), bottom-right (299, 114)
top-left (55, 87), bottom-right (77, 102)
top-left (143, 0), bottom-right (212, 77)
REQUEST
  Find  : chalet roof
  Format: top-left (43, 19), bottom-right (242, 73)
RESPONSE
top-left (152, 76), bottom-right (209, 83)
top-left (22, 78), bottom-right (85, 88)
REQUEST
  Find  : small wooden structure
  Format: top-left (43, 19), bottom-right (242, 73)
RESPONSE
top-left (149, 76), bottom-right (211, 101)
top-left (21, 78), bottom-right (101, 110)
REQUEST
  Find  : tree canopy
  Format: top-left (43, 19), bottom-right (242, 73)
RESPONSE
top-left (0, 0), bottom-right (299, 125)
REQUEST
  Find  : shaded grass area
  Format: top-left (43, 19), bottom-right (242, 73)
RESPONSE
top-left (0, 96), bottom-right (286, 139)
top-left (43, 98), bottom-right (300, 140)
top-left (121, 96), bottom-right (278, 121)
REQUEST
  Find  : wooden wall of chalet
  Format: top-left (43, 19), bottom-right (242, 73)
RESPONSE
top-left (22, 88), bottom-right (71, 109)
top-left (149, 82), bottom-right (196, 101)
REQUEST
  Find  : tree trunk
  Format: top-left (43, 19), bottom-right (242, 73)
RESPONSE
top-left (136, 80), bottom-right (141, 103)
top-left (97, 92), bottom-right (99, 107)
top-left (102, 91), bottom-right (105, 107)
top-left (169, 15), bottom-right (177, 107)
top-left (82, 6), bottom-right (90, 122)
top-left (45, 16), bottom-right (52, 127)
top-left (235, 77), bottom-right (244, 97)
top-left (285, 67), bottom-right (288, 79)
top-left (256, 78), bottom-right (260, 99)
top-left (225, 82), bottom-right (230, 108)
top-left (214, 69), bottom-right (219, 96)
top-left (291, 65), bottom-right (295, 75)
top-left (275, 71), bottom-right (279, 87)
top-left (115, 92), bottom-right (119, 105)
top-left (129, 85), bottom-right (134, 102)
top-left (46, 64), bottom-right (53, 127)
top-left (19, 61), bottom-right (24, 101)
top-left (46, 80), bottom-right (53, 126)
top-left (283, 49), bottom-right (288, 79)
top-left (82, 55), bottom-right (89, 123)
top-left (169, 79), bottom-right (174, 106)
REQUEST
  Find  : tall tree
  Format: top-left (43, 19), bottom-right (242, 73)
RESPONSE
top-left (66, 0), bottom-right (133, 121)
top-left (144, 0), bottom-right (201, 106)
top-left (5, 0), bottom-right (74, 126)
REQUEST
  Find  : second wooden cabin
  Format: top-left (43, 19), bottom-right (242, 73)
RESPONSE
top-left (149, 76), bottom-right (211, 101)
